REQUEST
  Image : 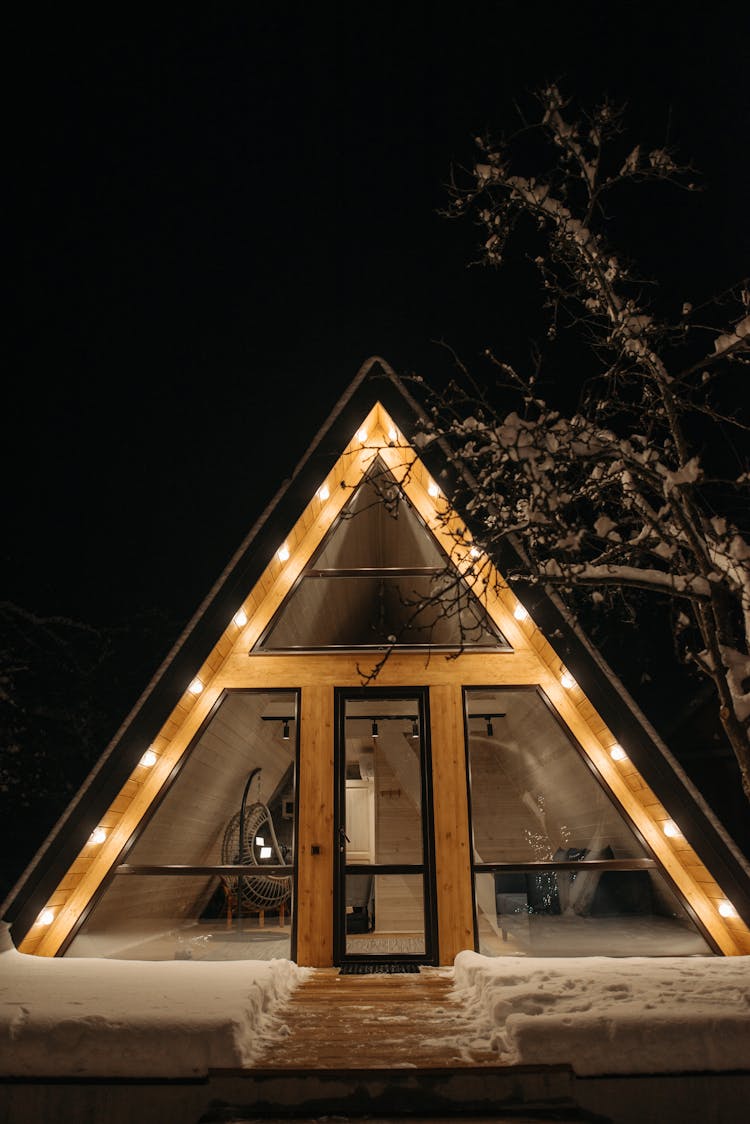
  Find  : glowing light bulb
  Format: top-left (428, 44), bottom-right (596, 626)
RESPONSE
top-left (610, 744), bottom-right (627, 762)
top-left (38, 908), bottom-right (54, 926)
top-left (560, 671), bottom-right (576, 689)
top-left (388, 427), bottom-right (398, 442)
top-left (188, 678), bottom-right (203, 695)
top-left (278, 544), bottom-right (290, 561)
top-left (357, 428), bottom-right (368, 443)
top-left (140, 748), bottom-right (157, 767)
top-left (427, 479), bottom-right (440, 498)
top-left (89, 826), bottom-right (106, 845)
top-left (513, 603), bottom-right (529, 621)
top-left (663, 820), bottom-right (682, 838)
top-left (718, 900), bottom-right (737, 919)
top-left (234, 609), bottom-right (248, 627)
top-left (470, 546), bottom-right (481, 559)
top-left (318, 483), bottom-right (330, 501)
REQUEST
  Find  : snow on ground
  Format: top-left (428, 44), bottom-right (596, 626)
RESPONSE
top-left (452, 949), bottom-right (750, 1075)
top-left (2, 920), bottom-right (749, 1079)
top-left (0, 927), bottom-right (309, 1077)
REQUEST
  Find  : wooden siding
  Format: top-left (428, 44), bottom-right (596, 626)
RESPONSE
top-left (20, 404), bottom-right (750, 960)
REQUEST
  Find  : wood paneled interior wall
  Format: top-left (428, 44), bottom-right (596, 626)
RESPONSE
top-left (374, 734), bottom-right (424, 931)
top-left (467, 691), bottom-right (644, 863)
top-left (75, 693), bottom-right (295, 935)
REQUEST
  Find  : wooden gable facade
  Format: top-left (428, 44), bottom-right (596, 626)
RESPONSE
top-left (4, 358), bottom-right (750, 965)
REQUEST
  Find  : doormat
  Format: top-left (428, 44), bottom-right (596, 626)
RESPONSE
top-left (339, 962), bottom-right (421, 975)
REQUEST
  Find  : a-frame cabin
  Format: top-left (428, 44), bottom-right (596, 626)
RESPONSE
top-left (4, 358), bottom-right (750, 966)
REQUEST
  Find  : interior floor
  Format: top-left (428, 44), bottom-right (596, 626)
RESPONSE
top-left (65, 912), bottom-right (713, 961)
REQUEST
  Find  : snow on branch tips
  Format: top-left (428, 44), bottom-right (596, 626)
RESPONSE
top-left (429, 84), bottom-right (750, 803)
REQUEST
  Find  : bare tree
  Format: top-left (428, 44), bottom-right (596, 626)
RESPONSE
top-left (410, 85), bottom-right (750, 799)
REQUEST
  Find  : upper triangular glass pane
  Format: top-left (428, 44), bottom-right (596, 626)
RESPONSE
top-left (255, 458), bottom-right (510, 652)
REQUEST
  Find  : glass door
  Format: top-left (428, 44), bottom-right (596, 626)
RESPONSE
top-left (334, 688), bottom-right (436, 964)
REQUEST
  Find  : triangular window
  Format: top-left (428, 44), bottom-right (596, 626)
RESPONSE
top-left (255, 458), bottom-right (511, 652)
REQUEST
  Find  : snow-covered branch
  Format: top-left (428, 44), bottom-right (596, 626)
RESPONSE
top-left (427, 86), bottom-right (750, 801)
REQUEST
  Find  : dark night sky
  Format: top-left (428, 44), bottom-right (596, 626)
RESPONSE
top-left (5, 5), bottom-right (750, 848)
top-left (7, 4), bottom-right (748, 621)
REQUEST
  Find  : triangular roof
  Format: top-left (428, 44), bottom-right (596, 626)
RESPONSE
top-left (4, 356), bottom-right (750, 956)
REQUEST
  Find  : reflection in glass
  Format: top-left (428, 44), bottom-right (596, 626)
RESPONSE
top-left (343, 697), bottom-right (428, 957)
top-left (67, 690), bottom-right (297, 961)
top-left (466, 688), bottom-right (713, 957)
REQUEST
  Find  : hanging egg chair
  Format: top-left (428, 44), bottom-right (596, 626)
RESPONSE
top-left (221, 799), bottom-right (292, 912)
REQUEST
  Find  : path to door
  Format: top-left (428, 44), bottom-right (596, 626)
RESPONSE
top-left (253, 967), bottom-right (500, 1069)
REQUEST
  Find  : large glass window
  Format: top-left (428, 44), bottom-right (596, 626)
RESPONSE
top-left (337, 692), bottom-right (434, 961)
top-left (66, 690), bottom-right (298, 961)
top-left (256, 459), bottom-right (510, 652)
top-left (465, 687), bottom-right (713, 957)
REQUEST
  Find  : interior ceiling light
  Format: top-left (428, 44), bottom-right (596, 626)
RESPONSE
top-left (610, 744), bottom-right (628, 762)
top-left (663, 820), bottom-right (682, 838)
top-left (188, 678), bottom-right (203, 695)
top-left (234, 609), bottom-right (248, 627)
top-left (718, 900), bottom-right (738, 919)
top-left (357, 428), bottom-right (368, 443)
top-left (260, 846), bottom-right (272, 860)
top-left (255, 836), bottom-right (265, 847)
top-left (318, 483), bottom-right (330, 501)
top-left (513, 603), bottom-right (529, 621)
top-left (427, 479), bottom-right (440, 497)
top-left (560, 670), bottom-right (576, 689)
top-left (140, 748), bottom-right (157, 768)
top-left (278, 544), bottom-right (290, 561)
top-left (38, 908), bottom-right (54, 926)
top-left (88, 827), bottom-right (106, 845)
top-left (470, 546), bottom-right (481, 558)
top-left (388, 427), bottom-right (398, 442)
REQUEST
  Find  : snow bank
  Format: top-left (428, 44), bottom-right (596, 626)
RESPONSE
top-left (0, 931), bottom-right (308, 1077)
top-left (453, 950), bottom-right (750, 1075)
